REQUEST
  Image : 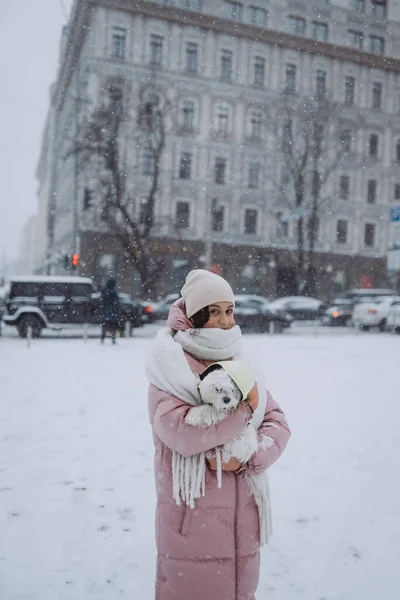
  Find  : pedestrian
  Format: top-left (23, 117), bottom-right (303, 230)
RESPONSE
top-left (146, 269), bottom-right (291, 600)
top-left (100, 277), bottom-right (120, 344)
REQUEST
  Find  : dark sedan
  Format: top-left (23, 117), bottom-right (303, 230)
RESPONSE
top-left (321, 299), bottom-right (353, 326)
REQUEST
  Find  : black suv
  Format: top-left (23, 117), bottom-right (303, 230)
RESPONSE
top-left (2, 276), bottom-right (142, 338)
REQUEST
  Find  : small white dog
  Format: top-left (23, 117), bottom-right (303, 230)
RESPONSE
top-left (185, 364), bottom-right (259, 485)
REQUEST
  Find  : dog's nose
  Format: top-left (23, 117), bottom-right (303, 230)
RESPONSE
top-left (223, 397), bottom-right (231, 404)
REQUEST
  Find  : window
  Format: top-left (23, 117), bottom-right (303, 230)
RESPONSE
top-left (211, 199), bottom-right (225, 232)
top-left (150, 35), bottom-right (163, 66)
top-left (394, 183), bottom-right (400, 200)
top-left (352, 0), bottom-right (366, 12)
top-left (244, 209), bottom-right (258, 234)
top-left (111, 28), bottom-right (126, 59)
top-left (281, 166), bottom-right (290, 186)
top-left (312, 170), bottom-right (320, 197)
top-left (370, 36), bottom-right (385, 55)
top-left (313, 22), bottom-right (328, 42)
top-left (369, 133), bottom-right (378, 158)
top-left (283, 118), bottom-right (292, 145)
top-left (286, 63), bottom-right (297, 94)
top-left (276, 213), bottom-right (289, 238)
top-left (175, 201), bottom-right (190, 229)
top-left (396, 137), bottom-right (400, 163)
top-left (344, 76), bottom-right (355, 105)
top-left (316, 70), bottom-right (326, 99)
top-left (179, 152), bottom-right (192, 180)
top-left (215, 157), bottom-right (227, 184)
top-left (250, 111), bottom-right (263, 139)
top-left (215, 103), bottom-right (229, 134)
top-left (109, 87), bottom-right (123, 115)
top-left (248, 162), bottom-right (261, 189)
top-left (223, 1), bottom-right (243, 21)
top-left (253, 56), bottom-right (265, 87)
top-left (221, 49), bottom-right (233, 81)
top-left (250, 6), bottom-right (268, 27)
top-left (340, 175), bottom-right (350, 200)
top-left (364, 223), bottom-right (375, 247)
top-left (180, 0), bottom-right (203, 9)
top-left (371, 0), bottom-right (387, 19)
top-left (336, 220), bottom-right (348, 244)
top-left (348, 30), bottom-right (363, 50)
top-left (341, 129), bottom-right (352, 153)
top-left (182, 100), bottom-right (195, 130)
top-left (181, 0), bottom-right (203, 10)
top-left (367, 179), bottom-right (377, 204)
top-left (83, 187), bottom-right (94, 210)
top-left (186, 42), bottom-right (198, 73)
top-left (372, 82), bottom-right (382, 109)
top-left (142, 148), bottom-right (155, 175)
top-left (287, 15), bottom-right (306, 36)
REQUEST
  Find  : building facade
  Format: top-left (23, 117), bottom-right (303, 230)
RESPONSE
top-left (36, 0), bottom-right (400, 297)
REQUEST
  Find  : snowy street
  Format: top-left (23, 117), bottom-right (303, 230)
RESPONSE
top-left (1, 325), bottom-right (400, 600)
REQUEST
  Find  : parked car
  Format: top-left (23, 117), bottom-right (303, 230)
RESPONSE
top-left (151, 293), bottom-right (180, 321)
top-left (0, 296), bottom-right (5, 336)
top-left (321, 299), bottom-right (354, 326)
top-left (138, 300), bottom-right (158, 324)
top-left (117, 293), bottom-right (143, 333)
top-left (233, 296), bottom-right (292, 333)
top-left (387, 297), bottom-right (400, 333)
top-left (352, 295), bottom-right (399, 331)
top-left (3, 276), bottom-right (143, 338)
top-left (267, 296), bottom-right (325, 321)
top-left (340, 288), bottom-right (395, 303)
top-left (3, 276), bottom-right (99, 338)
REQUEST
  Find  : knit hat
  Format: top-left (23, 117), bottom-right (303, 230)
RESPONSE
top-left (199, 360), bottom-right (255, 401)
top-left (181, 269), bottom-right (235, 319)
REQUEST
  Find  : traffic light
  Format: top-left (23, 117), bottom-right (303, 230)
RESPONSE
top-left (63, 255), bottom-right (69, 270)
top-left (71, 253), bottom-right (79, 269)
top-left (83, 188), bottom-right (93, 210)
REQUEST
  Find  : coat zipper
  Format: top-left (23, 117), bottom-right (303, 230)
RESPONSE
top-left (234, 475), bottom-right (238, 600)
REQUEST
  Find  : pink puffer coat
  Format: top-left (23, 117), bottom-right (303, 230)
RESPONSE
top-left (148, 302), bottom-right (291, 600)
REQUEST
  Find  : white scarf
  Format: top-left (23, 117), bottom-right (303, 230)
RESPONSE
top-left (146, 325), bottom-right (272, 544)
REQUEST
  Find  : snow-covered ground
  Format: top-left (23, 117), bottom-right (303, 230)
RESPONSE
top-left (1, 325), bottom-right (399, 600)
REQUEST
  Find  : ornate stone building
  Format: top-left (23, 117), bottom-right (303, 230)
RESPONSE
top-left (36, 0), bottom-right (400, 297)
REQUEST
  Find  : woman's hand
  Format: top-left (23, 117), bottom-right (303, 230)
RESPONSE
top-left (246, 383), bottom-right (259, 412)
top-left (207, 457), bottom-right (242, 472)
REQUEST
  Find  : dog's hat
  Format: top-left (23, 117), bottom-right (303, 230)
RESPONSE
top-left (199, 360), bottom-right (255, 400)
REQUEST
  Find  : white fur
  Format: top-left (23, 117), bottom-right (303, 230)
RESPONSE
top-left (186, 368), bottom-right (259, 472)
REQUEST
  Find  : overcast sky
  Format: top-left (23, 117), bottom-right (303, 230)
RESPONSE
top-left (0, 0), bottom-right (74, 264)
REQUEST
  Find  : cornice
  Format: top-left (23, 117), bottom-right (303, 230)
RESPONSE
top-left (54, 0), bottom-right (400, 111)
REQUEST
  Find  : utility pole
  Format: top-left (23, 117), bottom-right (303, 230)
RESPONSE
top-left (72, 67), bottom-right (81, 274)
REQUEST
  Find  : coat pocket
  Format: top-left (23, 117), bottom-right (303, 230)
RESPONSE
top-left (178, 505), bottom-right (192, 536)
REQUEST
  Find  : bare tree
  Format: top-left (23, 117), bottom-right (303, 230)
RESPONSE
top-left (268, 94), bottom-right (356, 296)
top-left (71, 80), bottom-right (169, 296)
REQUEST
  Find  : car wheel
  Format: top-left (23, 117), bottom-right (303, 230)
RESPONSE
top-left (379, 319), bottom-right (387, 333)
top-left (18, 315), bottom-right (43, 339)
top-left (395, 327), bottom-right (400, 335)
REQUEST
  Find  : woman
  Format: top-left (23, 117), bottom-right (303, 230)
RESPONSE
top-left (146, 269), bottom-right (291, 600)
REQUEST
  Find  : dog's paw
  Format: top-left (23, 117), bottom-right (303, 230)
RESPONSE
top-left (222, 427), bottom-right (259, 463)
top-left (185, 405), bottom-right (224, 427)
top-left (185, 406), bottom-right (204, 426)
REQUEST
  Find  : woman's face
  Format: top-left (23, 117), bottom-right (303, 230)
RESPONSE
top-left (203, 302), bottom-right (235, 330)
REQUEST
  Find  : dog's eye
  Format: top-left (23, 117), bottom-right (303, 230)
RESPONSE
top-left (215, 385), bottom-right (222, 393)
